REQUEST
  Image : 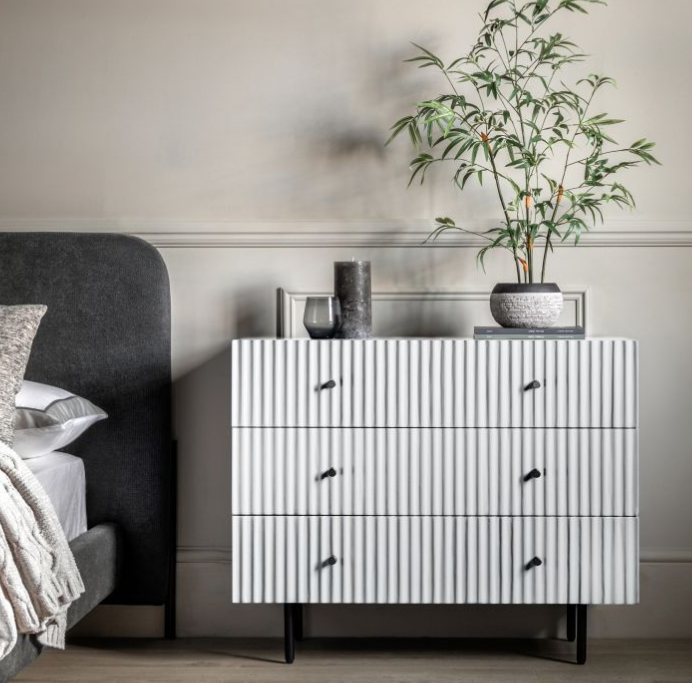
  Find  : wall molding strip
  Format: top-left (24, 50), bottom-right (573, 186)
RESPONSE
top-left (177, 546), bottom-right (233, 565)
top-left (0, 219), bottom-right (691, 248)
top-left (278, 288), bottom-right (589, 338)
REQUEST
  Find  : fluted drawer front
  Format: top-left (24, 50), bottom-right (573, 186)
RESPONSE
top-left (232, 515), bottom-right (638, 605)
top-left (231, 339), bottom-right (638, 428)
top-left (232, 428), bottom-right (638, 517)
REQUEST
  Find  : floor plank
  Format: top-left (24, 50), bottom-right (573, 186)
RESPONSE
top-left (14, 638), bottom-right (692, 683)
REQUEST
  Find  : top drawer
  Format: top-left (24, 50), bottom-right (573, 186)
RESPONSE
top-left (231, 339), bottom-right (638, 428)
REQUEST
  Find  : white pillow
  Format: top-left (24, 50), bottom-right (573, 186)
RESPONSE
top-left (14, 380), bottom-right (107, 459)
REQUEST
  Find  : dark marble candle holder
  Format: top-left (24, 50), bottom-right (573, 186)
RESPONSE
top-left (334, 260), bottom-right (372, 339)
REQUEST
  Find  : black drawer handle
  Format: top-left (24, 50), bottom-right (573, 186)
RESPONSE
top-left (321, 468), bottom-right (338, 479)
top-left (326, 555), bottom-right (338, 567)
top-left (524, 468), bottom-right (542, 481)
top-left (526, 557), bottom-right (543, 570)
top-left (320, 379), bottom-right (337, 390)
top-left (525, 379), bottom-right (542, 391)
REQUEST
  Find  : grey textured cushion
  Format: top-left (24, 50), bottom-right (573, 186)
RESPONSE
top-left (0, 305), bottom-right (46, 445)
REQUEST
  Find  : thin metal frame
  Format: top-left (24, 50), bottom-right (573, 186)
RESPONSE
top-left (284, 604), bottom-right (296, 663)
top-left (576, 605), bottom-right (588, 665)
top-left (282, 603), bottom-right (588, 665)
top-left (566, 604), bottom-right (577, 642)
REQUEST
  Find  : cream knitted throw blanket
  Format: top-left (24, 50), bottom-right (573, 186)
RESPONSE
top-left (0, 442), bottom-right (84, 659)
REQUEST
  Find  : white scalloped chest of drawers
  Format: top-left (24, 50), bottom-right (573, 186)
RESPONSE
top-left (231, 339), bottom-right (639, 664)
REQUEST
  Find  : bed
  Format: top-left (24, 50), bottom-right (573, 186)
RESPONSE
top-left (26, 451), bottom-right (88, 542)
top-left (0, 232), bottom-right (174, 682)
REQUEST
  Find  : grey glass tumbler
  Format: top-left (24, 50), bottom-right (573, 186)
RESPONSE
top-left (303, 297), bottom-right (342, 339)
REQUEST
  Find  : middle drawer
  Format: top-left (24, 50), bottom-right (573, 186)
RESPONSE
top-left (232, 428), bottom-right (638, 517)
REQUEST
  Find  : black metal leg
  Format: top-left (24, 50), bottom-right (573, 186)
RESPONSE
top-left (294, 603), bottom-right (304, 642)
top-left (284, 604), bottom-right (295, 664)
top-left (576, 605), bottom-right (587, 665)
top-left (164, 596), bottom-right (176, 640)
top-left (566, 604), bottom-right (577, 643)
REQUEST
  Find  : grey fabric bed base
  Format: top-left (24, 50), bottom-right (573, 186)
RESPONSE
top-left (0, 524), bottom-right (120, 683)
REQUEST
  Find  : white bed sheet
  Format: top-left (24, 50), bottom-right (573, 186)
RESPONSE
top-left (25, 451), bottom-right (88, 542)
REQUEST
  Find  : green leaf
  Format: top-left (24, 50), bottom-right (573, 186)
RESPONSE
top-left (484, 0), bottom-right (509, 21)
top-left (407, 43), bottom-right (444, 70)
top-left (471, 141), bottom-right (480, 165)
top-left (385, 116), bottom-right (415, 146)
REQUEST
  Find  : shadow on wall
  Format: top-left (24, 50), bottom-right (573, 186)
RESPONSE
top-left (174, 348), bottom-right (233, 551)
top-left (236, 39), bottom-right (454, 219)
top-left (369, 247), bottom-right (477, 337)
top-left (172, 281), bottom-right (279, 555)
top-left (300, 45), bottom-right (432, 217)
top-left (315, 42), bottom-right (438, 161)
top-left (290, 34), bottom-right (494, 219)
top-left (231, 285), bottom-right (275, 339)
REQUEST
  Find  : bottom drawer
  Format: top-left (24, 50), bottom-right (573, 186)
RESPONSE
top-left (232, 516), bottom-right (638, 605)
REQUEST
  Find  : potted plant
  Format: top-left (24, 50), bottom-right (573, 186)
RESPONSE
top-left (388, 0), bottom-right (659, 328)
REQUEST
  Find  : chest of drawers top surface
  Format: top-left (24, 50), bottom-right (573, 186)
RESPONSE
top-left (231, 339), bottom-right (638, 428)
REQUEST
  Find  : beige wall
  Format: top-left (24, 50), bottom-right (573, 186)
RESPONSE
top-left (2, 0), bottom-right (692, 638)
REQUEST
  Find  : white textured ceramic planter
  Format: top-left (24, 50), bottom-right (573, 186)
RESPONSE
top-left (490, 283), bottom-right (563, 328)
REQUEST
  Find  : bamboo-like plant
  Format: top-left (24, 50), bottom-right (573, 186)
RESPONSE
top-left (388, 0), bottom-right (659, 283)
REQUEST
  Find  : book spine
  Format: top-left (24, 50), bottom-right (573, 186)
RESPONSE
top-left (474, 336), bottom-right (586, 341)
top-left (474, 329), bottom-right (584, 335)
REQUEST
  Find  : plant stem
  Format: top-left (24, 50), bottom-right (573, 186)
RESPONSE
top-left (525, 190), bottom-right (533, 283)
top-left (566, 147), bottom-right (635, 167)
top-left (427, 223), bottom-right (505, 245)
top-left (540, 87), bottom-right (597, 282)
top-left (487, 143), bottom-right (522, 283)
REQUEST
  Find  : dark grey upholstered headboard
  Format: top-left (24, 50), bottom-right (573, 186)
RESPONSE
top-left (0, 232), bottom-right (172, 606)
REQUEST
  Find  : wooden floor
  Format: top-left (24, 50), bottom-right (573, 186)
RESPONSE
top-left (14, 638), bottom-right (692, 682)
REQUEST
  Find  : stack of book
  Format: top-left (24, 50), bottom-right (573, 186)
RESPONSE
top-left (474, 326), bottom-right (585, 340)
